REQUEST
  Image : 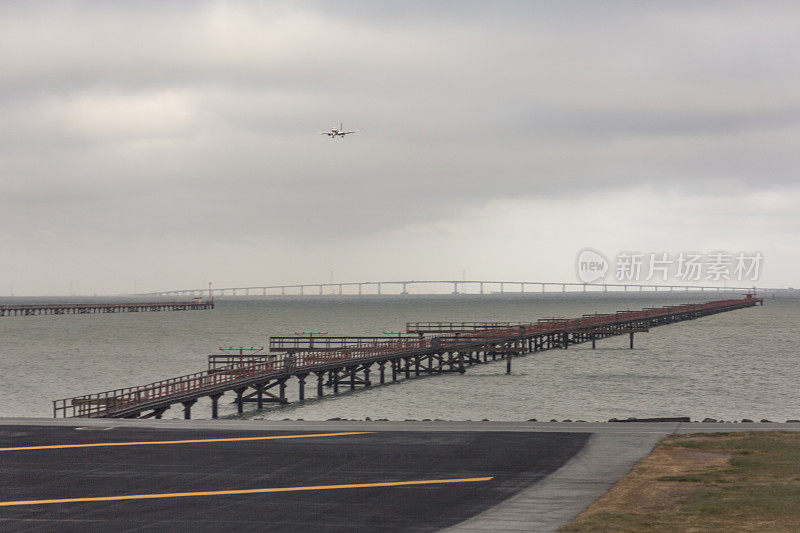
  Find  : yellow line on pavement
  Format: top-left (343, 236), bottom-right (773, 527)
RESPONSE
top-left (0, 431), bottom-right (371, 452)
top-left (0, 477), bottom-right (494, 507)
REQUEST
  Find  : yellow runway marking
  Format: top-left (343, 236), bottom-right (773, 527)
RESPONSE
top-left (0, 477), bottom-right (494, 507)
top-left (0, 431), bottom-right (370, 452)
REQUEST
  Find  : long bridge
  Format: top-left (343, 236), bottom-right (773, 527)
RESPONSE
top-left (53, 294), bottom-right (763, 419)
top-left (146, 280), bottom-right (756, 297)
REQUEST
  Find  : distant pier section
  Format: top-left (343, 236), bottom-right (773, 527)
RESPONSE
top-left (0, 299), bottom-right (214, 317)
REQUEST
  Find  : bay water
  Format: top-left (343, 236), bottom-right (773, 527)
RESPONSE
top-left (1, 294), bottom-right (796, 422)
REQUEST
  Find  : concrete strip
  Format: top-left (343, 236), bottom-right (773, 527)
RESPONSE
top-left (444, 428), bottom-right (675, 532)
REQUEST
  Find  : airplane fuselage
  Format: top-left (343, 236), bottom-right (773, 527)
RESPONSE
top-left (321, 123), bottom-right (357, 138)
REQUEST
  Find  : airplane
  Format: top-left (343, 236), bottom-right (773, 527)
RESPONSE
top-left (318, 123), bottom-right (361, 138)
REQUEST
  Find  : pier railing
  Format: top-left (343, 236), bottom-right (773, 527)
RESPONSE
top-left (270, 335), bottom-right (419, 351)
top-left (405, 321), bottom-right (519, 334)
top-left (434, 297), bottom-right (759, 340)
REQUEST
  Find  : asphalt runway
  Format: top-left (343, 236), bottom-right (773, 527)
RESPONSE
top-left (0, 425), bottom-right (589, 532)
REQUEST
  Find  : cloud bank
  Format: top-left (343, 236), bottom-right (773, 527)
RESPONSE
top-left (1, 1), bottom-right (799, 293)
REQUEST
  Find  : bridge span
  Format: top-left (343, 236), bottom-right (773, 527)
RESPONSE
top-left (53, 294), bottom-right (762, 420)
top-left (147, 279), bottom-right (756, 298)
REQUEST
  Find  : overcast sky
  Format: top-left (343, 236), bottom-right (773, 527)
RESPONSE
top-left (1, 1), bottom-right (799, 294)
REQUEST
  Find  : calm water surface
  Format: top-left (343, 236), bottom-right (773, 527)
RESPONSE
top-left (1, 294), bottom-right (796, 422)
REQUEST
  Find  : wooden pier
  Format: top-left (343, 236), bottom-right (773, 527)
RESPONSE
top-left (0, 300), bottom-right (213, 317)
top-left (52, 295), bottom-right (762, 419)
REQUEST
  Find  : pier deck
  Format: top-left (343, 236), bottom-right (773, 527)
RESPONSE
top-left (52, 295), bottom-right (762, 420)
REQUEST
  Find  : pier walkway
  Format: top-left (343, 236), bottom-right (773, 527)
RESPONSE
top-left (52, 295), bottom-right (762, 420)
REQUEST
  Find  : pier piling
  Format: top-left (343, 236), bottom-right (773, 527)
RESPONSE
top-left (210, 393), bottom-right (222, 419)
top-left (182, 399), bottom-right (196, 420)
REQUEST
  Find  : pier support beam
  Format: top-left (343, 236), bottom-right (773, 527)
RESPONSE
top-left (235, 387), bottom-right (247, 414)
top-left (210, 393), bottom-right (223, 419)
top-left (182, 399), bottom-right (197, 420)
top-left (592, 335), bottom-right (596, 349)
top-left (506, 352), bottom-right (512, 374)
top-left (316, 372), bottom-right (325, 397)
top-left (379, 362), bottom-right (386, 384)
top-left (297, 373), bottom-right (308, 401)
top-left (256, 384), bottom-right (264, 409)
top-left (630, 332), bottom-right (634, 349)
top-left (279, 378), bottom-right (287, 402)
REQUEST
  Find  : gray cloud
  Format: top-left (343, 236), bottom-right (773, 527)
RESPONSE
top-left (1, 1), bottom-right (799, 292)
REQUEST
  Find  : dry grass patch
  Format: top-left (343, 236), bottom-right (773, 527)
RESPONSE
top-left (585, 445), bottom-right (728, 514)
top-left (563, 431), bottom-right (800, 532)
